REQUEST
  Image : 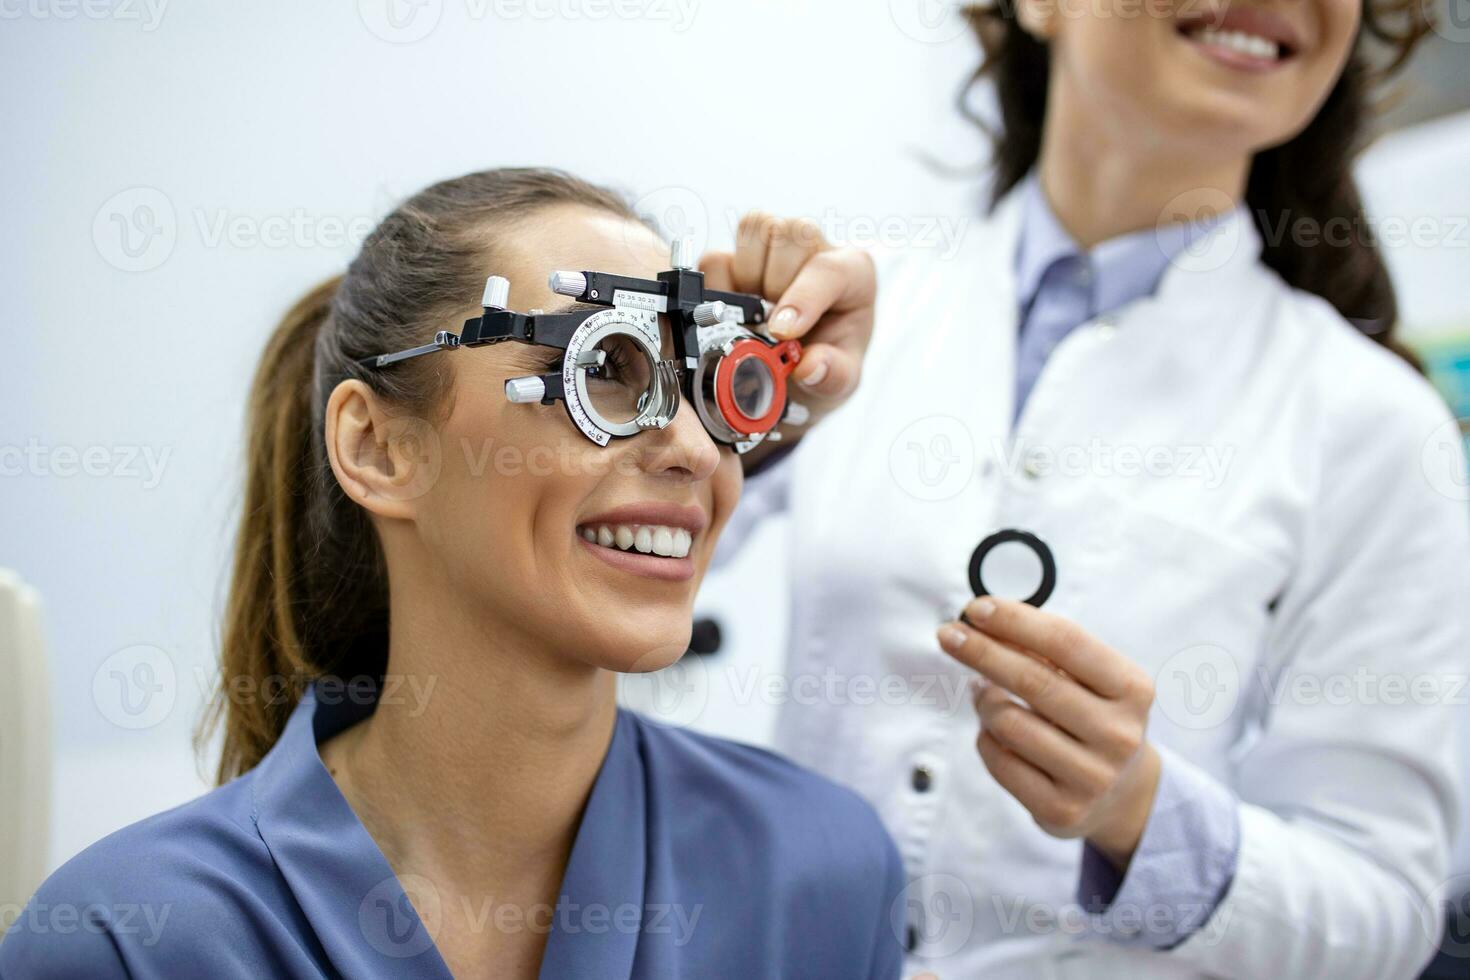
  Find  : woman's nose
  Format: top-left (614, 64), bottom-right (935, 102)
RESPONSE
top-left (638, 399), bottom-right (722, 484)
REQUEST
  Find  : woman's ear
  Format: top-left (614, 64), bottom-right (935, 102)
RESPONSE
top-left (1015, 0), bottom-right (1059, 41)
top-left (324, 379), bottom-right (445, 521)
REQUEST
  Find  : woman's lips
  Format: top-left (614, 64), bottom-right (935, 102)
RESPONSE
top-left (576, 533), bottom-right (695, 582)
top-left (1177, 6), bottom-right (1303, 74)
top-left (574, 501), bottom-right (706, 582)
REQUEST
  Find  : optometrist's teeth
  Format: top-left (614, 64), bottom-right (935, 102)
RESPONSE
top-left (582, 527), bottom-right (596, 542)
top-left (615, 525), bottom-right (635, 550)
top-left (597, 526), bottom-right (615, 548)
top-left (651, 527), bottom-right (675, 557)
top-left (634, 526), bottom-right (654, 554)
top-left (1192, 27), bottom-right (1280, 59)
top-left (672, 528), bottom-right (691, 559)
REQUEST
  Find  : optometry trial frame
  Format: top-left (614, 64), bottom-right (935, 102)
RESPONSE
top-left (359, 240), bottom-right (809, 454)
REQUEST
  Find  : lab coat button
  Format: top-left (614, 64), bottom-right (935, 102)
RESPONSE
top-left (1022, 456), bottom-right (1045, 480)
top-left (1095, 317), bottom-right (1118, 339)
top-left (911, 764), bottom-right (934, 792)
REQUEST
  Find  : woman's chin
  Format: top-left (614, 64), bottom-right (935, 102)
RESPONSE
top-left (580, 630), bottom-right (692, 675)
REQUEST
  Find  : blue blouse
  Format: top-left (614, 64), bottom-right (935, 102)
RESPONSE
top-left (1, 681), bottom-right (906, 978)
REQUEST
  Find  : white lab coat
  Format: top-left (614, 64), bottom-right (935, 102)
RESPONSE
top-left (718, 185), bottom-right (1470, 979)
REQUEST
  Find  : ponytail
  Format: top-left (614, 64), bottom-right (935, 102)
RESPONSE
top-left (207, 275), bottom-right (368, 782)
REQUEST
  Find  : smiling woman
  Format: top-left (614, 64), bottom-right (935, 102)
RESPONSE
top-left (0, 168), bottom-right (905, 979)
top-left (963, 0), bottom-right (1433, 352)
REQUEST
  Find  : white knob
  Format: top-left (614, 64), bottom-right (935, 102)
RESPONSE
top-left (670, 237), bottom-right (696, 270)
top-left (783, 401), bottom-right (811, 426)
top-left (692, 301), bottom-right (728, 327)
top-left (481, 275), bottom-right (510, 309)
top-left (504, 376), bottom-right (547, 403)
top-left (548, 271), bottom-right (587, 297)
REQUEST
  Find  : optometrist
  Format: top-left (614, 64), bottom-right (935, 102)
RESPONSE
top-left (701, 0), bottom-right (1470, 978)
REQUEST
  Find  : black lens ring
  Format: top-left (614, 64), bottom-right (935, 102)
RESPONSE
top-left (967, 529), bottom-right (1056, 608)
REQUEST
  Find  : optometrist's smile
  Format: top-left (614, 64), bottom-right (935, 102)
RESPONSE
top-left (576, 502), bottom-right (708, 582)
top-left (1176, 5), bottom-right (1304, 73)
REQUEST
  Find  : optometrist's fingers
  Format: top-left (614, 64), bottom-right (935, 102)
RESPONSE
top-left (698, 247), bottom-right (858, 396)
top-left (937, 621), bottom-right (1108, 744)
top-left (958, 596), bottom-right (1151, 705)
top-left (974, 682), bottom-right (1113, 797)
top-left (976, 728), bottom-right (1057, 821)
top-left (731, 210), bottom-right (778, 295)
top-left (788, 340), bottom-right (857, 399)
top-left (761, 216), bottom-right (827, 301)
top-left (697, 250), bottom-right (736, 292)
top-left (768, 245), bottom-right (875, 343)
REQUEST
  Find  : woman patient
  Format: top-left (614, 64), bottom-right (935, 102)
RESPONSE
top-left (0, 168), bottom-right (904, 978)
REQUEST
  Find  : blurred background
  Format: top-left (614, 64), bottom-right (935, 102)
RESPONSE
top-left (1, 0), bottom-right (1467, 900)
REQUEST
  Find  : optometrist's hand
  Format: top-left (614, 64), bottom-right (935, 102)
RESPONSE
top-left (936, 597), bottom-right (1162, 871)
top-left (699, 211), bottom-right (875, 468)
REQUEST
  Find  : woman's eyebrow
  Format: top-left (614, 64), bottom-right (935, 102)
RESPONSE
top-left (548, 300), bottom-right (604, 314)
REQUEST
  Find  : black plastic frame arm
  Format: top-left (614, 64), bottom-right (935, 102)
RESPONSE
top-left (459, 310), bottom-right (593, 350)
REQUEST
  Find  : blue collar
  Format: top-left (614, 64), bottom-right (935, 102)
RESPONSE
top-left (1014, 172), bottom-right (1243, 318)
top-left (248, 679), bottom-right (647, 979)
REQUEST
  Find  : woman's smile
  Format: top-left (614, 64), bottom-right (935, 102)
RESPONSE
top-left (575, 501), bottom-right (708, 582)
top-left (1176, 5), bottom-right (1306, 73)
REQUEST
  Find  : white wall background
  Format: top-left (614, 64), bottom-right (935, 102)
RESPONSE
top-left (1, 0), bottom-right (1466, 880)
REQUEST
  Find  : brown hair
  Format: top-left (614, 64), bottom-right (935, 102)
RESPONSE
top-left (960, 0), bottom-right (1433, 363)
top-left (202, 168), bottom-right (644, 782)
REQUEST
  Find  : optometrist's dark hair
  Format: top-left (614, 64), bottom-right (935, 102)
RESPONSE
top-left (201, 168), bottom-right (647, 783)
top-left (960, 0), bottom-right (1433, 366)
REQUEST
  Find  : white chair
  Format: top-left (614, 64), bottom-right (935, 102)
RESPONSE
top-left (0, 568), bottom-right (50, 931)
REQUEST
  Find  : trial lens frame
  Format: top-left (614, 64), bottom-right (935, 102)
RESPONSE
top-left (361, 240), bottom-right (806, 452)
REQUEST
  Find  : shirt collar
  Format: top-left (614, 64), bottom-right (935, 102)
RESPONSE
top-left (248, 679), bottom-right (648, 980)
top-left (1014, 171), bottom-right (1247, 318)
top-left (249, 679), bottom-right (455, 978)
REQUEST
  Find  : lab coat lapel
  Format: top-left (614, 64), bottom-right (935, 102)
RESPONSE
top-left (537, 709), bottom-right (647, 980)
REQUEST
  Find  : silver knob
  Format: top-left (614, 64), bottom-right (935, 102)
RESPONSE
top-left (692, 301), bottom-right (729, 327)
top-left (481, 275), bottom-right (510, 309)
top-left (504, 376), bottom-right (547, 403)
top-left (670, 237), bottom-right (696, 271)
top-left (548, 271), bottom-right (587, 297)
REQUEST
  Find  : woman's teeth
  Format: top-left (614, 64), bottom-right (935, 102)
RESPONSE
top-left (580, 524), bottom-right (692, 558)
top-left (1187, 26), bottom-right (1281, 60)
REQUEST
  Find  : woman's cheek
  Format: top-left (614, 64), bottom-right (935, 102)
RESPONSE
top-left (710, 453), bottom-right (743, 538)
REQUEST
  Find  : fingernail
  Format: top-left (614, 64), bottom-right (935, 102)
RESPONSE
top-left (967, 597), bottom-right (997, 621)
top-left (798, 357), bottom-right (829, 388)
top-left (769, 306), bottom-right (799, 338)
top-left (938, 626), bottom-right (968, 651)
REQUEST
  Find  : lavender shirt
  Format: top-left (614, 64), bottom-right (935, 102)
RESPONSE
top-left (1013, 173), bottom-right (1243, 949)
